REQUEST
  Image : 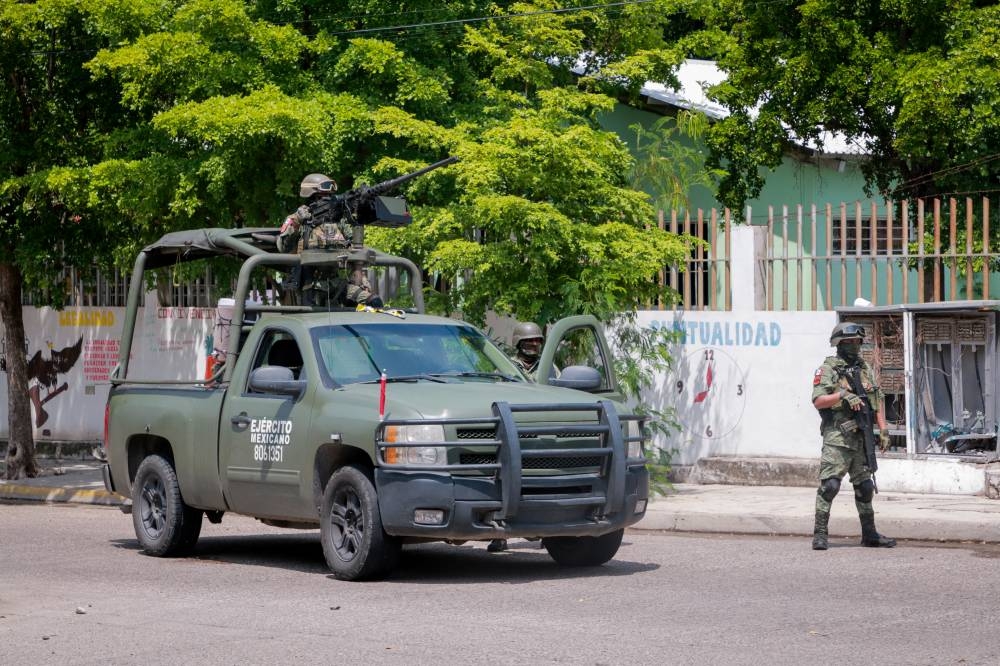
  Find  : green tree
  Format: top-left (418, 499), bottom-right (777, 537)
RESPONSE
top-left (692, 1), bottom-right (1000, 217)
top-left (2, 0), bottom-right (692, 478)
top-left (630, 110), bottom-right (724, 214)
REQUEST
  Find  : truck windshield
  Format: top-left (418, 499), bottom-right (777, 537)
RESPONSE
top-left (310, 323), bottom-right (525, 386)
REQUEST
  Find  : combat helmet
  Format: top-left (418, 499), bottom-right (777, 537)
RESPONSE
top-left (299, 173), bottom-right (337, 198)
top-left (830, 322), bottom-right (866, 346)
top-left (512, 322), bottom-right (544, 350)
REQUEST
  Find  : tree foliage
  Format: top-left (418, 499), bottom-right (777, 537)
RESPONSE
top-left (690, 1), bottom-right (1000, 212)
top-left (1, 0), bottom-right (694, 477)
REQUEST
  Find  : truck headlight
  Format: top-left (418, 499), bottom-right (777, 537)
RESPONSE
top-left (623, 419), bottom-right (644, 459)
top-left (384, 424), bottom-right (446, 466)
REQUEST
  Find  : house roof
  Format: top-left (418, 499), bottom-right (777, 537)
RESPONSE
top-left (638, 59), bottom-right (868, 158)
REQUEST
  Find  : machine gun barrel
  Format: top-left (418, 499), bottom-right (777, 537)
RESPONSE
top-left (363, 156), bottom-right (460, 198)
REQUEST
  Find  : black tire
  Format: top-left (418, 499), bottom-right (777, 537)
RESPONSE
top-left (132, 454), bottom-right (203, 557)
top-left (320, 465), bottom-right (400, 581)
top-left (542, 528), bottom-right (624, 567)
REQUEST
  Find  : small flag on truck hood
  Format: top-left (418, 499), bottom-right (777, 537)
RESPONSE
top-left (379, 370), bottom-right (387, 420)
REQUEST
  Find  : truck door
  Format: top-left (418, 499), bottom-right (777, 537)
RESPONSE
top-left (535, 314), bottom-right (624, 402)
top-left (221, 327), bottom-right (315, 519)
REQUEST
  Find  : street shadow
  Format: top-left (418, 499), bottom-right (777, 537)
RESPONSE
top-left (110, 535), bottom-right (660, 582)
top-left (382, 538), bottom-right (660, 585)
top-left (111, 533), bottom-right (328, 575)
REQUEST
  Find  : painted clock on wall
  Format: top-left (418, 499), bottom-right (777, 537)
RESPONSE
top-left (669, 346), bottom-right (748, 439)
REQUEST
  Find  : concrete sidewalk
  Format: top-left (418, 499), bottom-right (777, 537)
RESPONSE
top-left (4, 459), bottom-right (1000, 544)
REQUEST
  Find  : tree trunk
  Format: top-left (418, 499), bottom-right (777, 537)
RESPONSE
top-left (0, 262), bottom-right (38, 480)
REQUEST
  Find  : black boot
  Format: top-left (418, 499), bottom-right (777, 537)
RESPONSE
top-left (812, 510), bottom-right (829, 550)
top-left (859, 513), bottom-right (896, 548)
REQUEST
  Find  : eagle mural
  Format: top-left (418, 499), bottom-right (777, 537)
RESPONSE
top-left (27, 337), bottom-right (83, 428)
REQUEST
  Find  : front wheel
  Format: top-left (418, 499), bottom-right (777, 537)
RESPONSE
top-left (542, 529), bottom-right (624, 567)
top-left (320, 465), bottom-right (400, 581)
top-left (132, 454), bottom-right (203, 557)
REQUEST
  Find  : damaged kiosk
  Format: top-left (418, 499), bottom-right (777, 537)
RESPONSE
top-left (835, 300), bottom-right (999, 495)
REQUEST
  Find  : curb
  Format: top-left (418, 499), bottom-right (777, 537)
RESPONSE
top-left (0, 484), bottom-right (126, 506)
top-left (632, 506), bottom-right (1000, 544)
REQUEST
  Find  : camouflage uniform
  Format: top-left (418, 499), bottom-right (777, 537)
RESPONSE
top-left (278, 175), bottom-right (380, 308)
top-left (300, 269), bottom-right (376, 308)
top-left (512, 354), bottom-right (539, 380)
top-left (811, 354), bottom-right (882, 491)
top-left (811, 321), bottom-right (895, 550)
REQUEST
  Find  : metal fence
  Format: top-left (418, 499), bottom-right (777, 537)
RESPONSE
top-left (653, 208), bottom-right (734, 311)
top-left (649, 197), bottom-right (999, 312)
top-left (761, 197), bottom-right (998, 310)
top-left (20, 266), bottom-right (221, 308)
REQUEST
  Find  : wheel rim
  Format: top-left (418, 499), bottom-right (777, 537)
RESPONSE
top-left (139, 475), bottom-right (167, 539)
top-left (328, 486), bottom-right (364, 562)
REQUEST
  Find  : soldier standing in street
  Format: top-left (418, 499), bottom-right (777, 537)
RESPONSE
top-left (811, 322), bottom-right (895, 550)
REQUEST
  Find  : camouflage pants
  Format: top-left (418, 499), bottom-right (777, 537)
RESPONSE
top-left (816, 440), bottom-right (874, 515)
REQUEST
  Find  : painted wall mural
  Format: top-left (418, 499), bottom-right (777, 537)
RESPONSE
top-left (1, 299), bottom-right (215, 441)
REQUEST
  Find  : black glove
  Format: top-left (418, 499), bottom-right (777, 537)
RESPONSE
top-left (367, 295), bottom-right (384, 308)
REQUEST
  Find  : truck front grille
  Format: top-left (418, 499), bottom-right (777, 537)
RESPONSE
top-left (459, 453), bottom-right (602, 469)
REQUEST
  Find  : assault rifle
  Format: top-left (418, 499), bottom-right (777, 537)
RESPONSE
top-left (843, 363), bottom-right (878, 493)
top-left (306, 156), bottom-right (459, 238)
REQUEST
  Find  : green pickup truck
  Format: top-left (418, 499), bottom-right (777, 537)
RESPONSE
top-left (103, 228), bottom-right (649, 580)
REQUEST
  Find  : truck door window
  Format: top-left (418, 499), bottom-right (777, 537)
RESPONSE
top-left (251, 331), bottom-right (305, 384)
top-left (553, 326), bottom-right (610, 391)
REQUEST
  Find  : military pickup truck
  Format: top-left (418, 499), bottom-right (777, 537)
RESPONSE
top-left (103, 227), bottom-right (649, 580)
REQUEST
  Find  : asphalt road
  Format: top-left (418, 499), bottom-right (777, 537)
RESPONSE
top-left (3, 501), bottom-right (1000, 665)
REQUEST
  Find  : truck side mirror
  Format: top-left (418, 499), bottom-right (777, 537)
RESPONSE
top-left (548, 365), bottom-right (602, 391)
top-left (249, 366), bottom-right (306, 398)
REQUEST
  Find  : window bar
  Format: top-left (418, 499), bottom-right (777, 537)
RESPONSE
top-left (796, 204), bottom-right (803, 311)
top-left (809, 204), bottom-right (818, 311)
top-left (886, 200), bottom-right (894, 305)
top-left (825, 203), bottom-right (833, 308)
top-left (869, 201), bottom-right (878, 306)
top-left (658, 210), bottom-right (666, 311)
top-left (965, 197), bottom-right (974, 300)
top-left (933, 198), bottom-right (942, 302)
top-left (670, 210), bottom-right (679, 307)
top-left (724, 208), bottom-right (732, 311)
top-left (683, 210), bottom-right (692, 309)
top-left (949, 197), bottom-right (958, 300)
top-left (984, 197), bottom-right (991, 300)
top-left (696, 208), bottom-right (705, 310)
top-left (917, 198), bottom-right (925, 303)
top-left (854, 201), bottom-right (863, 306)
top-left (767, 206), bottom-right (774, 311)
top-left (709, 208), bottom-right (718, 311)
top-left (782, 205), bottom-right (789, 311)
top-left (839, 202), bottom-right (848, 307)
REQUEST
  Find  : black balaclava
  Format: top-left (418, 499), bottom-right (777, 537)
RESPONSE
top-left (838, 341), bottom-right (862, 363)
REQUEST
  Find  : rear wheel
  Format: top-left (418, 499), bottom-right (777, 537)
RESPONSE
top-left (542, 529), bottom-right (624, 567)
top-left (132, 454), bottom-right (203, 556)
top-left (320, 465), bottom-right (400, 581)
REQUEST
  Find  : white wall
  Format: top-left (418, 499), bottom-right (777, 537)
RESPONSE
top-left (637, 310), bottom-right (837, 465)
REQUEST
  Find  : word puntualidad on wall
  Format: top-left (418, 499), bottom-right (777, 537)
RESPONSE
top-left (648, 320), bottom-right (782, 347)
